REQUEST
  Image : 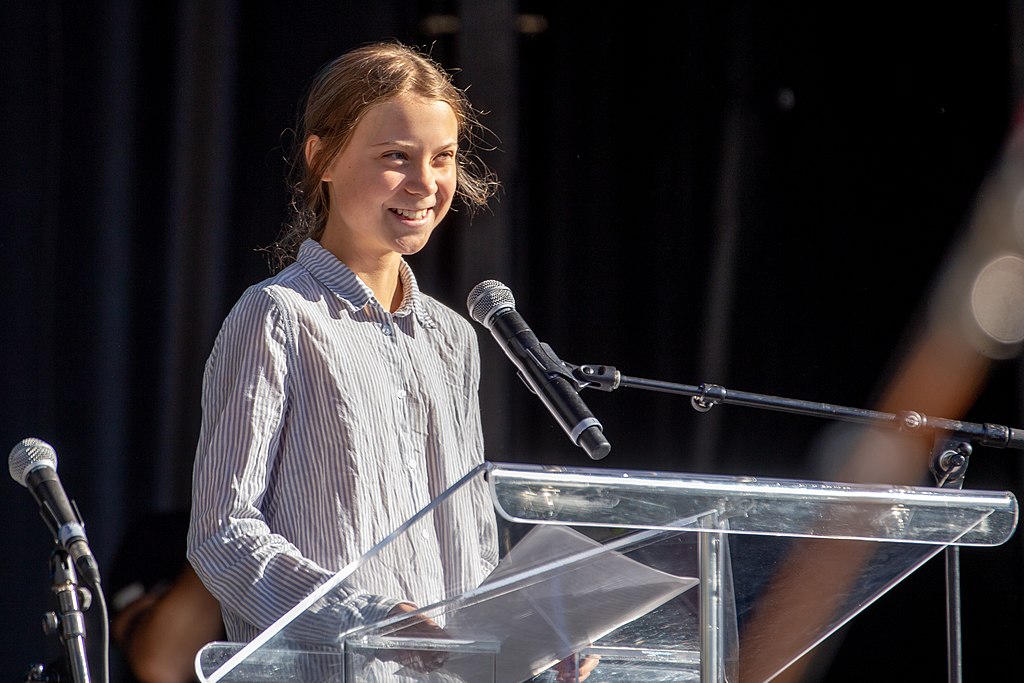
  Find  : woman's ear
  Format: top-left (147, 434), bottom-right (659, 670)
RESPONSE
top-left (305, 135), bottom-right (330, 181)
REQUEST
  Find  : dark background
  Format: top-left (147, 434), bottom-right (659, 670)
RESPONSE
top-left (2, 1), bottom-right (1022, 681)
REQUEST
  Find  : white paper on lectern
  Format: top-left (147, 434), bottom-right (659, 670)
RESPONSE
top-left (430, 524), bottom-right (698, 683)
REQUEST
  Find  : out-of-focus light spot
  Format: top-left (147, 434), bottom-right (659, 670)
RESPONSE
top-left (419, 14), bottom-right (549, 37)
top-left (421, 14), bottom-right (460, 37)
top-left (970, 253), bottom-right (1024, 357)
top-left (516, 14), bottom-right (549, 35)
top-left (777, 87), bottom-right (796, 111)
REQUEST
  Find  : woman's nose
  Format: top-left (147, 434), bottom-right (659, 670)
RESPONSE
top-left (405, 162), bottom-right (438, 196)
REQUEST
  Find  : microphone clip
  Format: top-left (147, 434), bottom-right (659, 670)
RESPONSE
top-left (518, 342), bottom-right (589, 394)
top-left (569, 364), bottom-right (621, 392)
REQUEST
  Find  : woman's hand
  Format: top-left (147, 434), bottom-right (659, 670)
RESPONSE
top-left (383, 602), bottom-right (449, 672)
top-left (553, 653), bottom-right (600, 682)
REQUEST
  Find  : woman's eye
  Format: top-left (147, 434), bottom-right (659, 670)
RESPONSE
top-left (384, 151), bottom-right (407, 161)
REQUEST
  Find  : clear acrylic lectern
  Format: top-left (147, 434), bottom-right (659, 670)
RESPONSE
top-left (195, 461), bottom-right (1017, 682)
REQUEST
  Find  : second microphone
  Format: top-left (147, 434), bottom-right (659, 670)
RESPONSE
top-left (467, 280), bottom-right (611, 460)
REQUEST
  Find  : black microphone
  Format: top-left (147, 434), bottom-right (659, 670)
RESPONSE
top-left (467, 280), bottom-right (611, 460)
top-left (9, 438), bottom-right (101, 586)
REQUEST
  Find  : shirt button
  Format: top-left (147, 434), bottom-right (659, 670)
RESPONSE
top-left (396, 389), bottom-right (407, 399)
top-left (381, 324), bottom-right (393, 335)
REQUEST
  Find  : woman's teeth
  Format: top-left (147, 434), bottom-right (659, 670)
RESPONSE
top-left (392, 208), bottom-right (429, 220)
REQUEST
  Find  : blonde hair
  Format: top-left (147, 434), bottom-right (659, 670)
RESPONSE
top-left (267, 40), bottom-right (498, 271)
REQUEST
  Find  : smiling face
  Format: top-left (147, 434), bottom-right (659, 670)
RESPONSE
top-left (314, 94), bottom-right (459, 270)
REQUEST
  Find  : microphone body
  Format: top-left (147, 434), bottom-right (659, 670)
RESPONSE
top-left (9, 438), bottom-right (101, 586)
top-left (468, 281), bottom-right (611, 460)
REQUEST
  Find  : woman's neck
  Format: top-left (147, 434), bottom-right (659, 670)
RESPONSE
top-left (319, 229), bottom-right (405, 312)
top-left (357, 262), bottom-right (404, 312)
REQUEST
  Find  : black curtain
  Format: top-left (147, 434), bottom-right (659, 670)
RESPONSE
top-left (2, 2), bottom-right (1021, 682)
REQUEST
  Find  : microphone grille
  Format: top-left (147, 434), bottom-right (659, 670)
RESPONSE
top-left (9, 438), bottom-right (57, 487)
top-left (467, 280), bottom-right (516, 326)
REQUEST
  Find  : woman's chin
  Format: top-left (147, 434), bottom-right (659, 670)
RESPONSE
top-left (392, 233), bottom-right (434, 256)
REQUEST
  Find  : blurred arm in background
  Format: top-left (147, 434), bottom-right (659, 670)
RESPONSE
top-left (109, 511), bottom-right (224, 683)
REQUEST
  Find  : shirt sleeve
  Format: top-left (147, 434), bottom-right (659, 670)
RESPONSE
top-left (186, 285), bottom-right (398, 644)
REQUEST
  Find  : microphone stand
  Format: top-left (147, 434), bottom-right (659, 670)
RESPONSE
top-left (23, 550), bottom-right (93, 683)
top-left (568, 362), bottom-right (1023, 683)
top-left (51, 550), bottom-right (92, 683)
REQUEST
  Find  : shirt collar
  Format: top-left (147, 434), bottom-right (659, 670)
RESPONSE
top-left (296, 239), bottom-right (436, 328)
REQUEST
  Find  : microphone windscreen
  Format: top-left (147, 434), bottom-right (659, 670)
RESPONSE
top-left (9, 437), bottom-right (57, 487)
top-left (467, 280), bottom-right (515, 326)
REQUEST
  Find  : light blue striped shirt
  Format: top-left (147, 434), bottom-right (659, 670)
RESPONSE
top-left (188, 239), bottom-right (497, 645)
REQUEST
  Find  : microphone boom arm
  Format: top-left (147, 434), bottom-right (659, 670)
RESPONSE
top-left (569, 363), bottom-right (1024, 453)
